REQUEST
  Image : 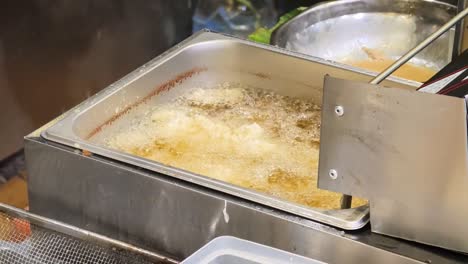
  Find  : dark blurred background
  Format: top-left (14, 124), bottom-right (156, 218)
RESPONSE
top-left (0, 0), bottom-right (460, 165)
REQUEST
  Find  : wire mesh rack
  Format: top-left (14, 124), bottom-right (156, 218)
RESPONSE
top-left (0, 203), bottom-right (176, 264)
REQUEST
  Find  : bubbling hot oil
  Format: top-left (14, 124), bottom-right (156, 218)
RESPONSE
top-left (105, 83), bottom-right (366, 209)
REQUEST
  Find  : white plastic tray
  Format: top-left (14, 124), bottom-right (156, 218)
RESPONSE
top-left (181, 236), bottom-right (325, 264)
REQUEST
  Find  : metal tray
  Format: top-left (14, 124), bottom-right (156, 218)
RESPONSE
top-left (41, 31), bottom-right (416, 230)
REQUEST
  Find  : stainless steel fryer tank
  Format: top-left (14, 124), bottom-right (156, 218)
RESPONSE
top-left (40, 31), bottom-right (418, 230)
top-left (24, 135), bottom-right (468, 263)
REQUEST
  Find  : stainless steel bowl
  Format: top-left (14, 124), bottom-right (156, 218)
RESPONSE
top-left (271, 0), bottom-right (456, 83)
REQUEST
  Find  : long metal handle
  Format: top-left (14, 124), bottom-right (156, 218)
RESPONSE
top-left (370, 7), bottom-right (468, 85)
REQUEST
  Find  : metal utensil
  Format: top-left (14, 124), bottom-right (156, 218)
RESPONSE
top-left (339, 5), bottom-right (468, 210)
top-left (318, 6), bottom-right (468, 253)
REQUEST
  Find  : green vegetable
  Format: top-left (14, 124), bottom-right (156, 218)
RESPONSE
top-left (248, 7), bottom-right (308, 44)
top-left (247, 28), bottom-right (271, 43)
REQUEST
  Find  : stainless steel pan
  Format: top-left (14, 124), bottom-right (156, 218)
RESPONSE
top-left (41, 31), bottom-right (417, 230)
top-left (271, 0), bottom-right (456, 84)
